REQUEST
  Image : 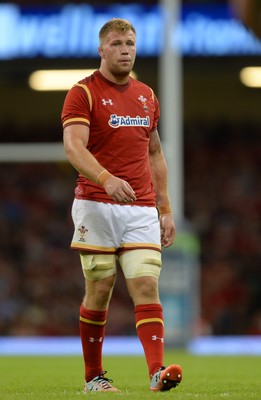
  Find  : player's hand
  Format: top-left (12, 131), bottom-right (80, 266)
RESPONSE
top-left (103, 175), bottom-right (136, 203)
top-left (160, 214), bottom-right (176, 247)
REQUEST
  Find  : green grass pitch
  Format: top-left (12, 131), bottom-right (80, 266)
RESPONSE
top-left (0, 351), bottom-right (260, 399)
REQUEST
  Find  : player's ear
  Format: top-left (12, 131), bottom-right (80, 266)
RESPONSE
top-left (98, 47), bottom-right (105, 58)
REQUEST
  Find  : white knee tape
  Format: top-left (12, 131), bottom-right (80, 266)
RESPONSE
top-left (80, 253), bottom-right (117, 281)
top-left (119, 249), bottom-right (162, 279)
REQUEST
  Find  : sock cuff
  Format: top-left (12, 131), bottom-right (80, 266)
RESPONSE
top-left (135, 303), bottom-right (164, 329)
top-left (80, 304), bottom-right (107, 323)
top-left (135, 303), bottom-right (163, 314)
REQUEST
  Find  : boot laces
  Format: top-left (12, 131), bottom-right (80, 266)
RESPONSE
top-left (93, 371), bottom-right (113, 389)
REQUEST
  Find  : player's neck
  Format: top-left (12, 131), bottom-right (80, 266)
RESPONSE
top-left (99, 68), bottom-right (130, 85)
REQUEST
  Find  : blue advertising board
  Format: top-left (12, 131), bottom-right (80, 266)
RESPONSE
top-left (0, 2), bottom-right (261, 60)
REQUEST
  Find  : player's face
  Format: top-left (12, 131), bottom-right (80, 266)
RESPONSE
top-left (99, 30), bottom-right (136, 78)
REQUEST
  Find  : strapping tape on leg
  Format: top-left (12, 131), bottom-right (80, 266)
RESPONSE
top-left (119, 249), bottom-right (162, 279)
top-left (80, 253), bottom-right (117, 281)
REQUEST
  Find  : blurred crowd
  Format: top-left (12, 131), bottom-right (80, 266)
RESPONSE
top-left (0, 162), bottom-right (136, 336)
top-left (185, 119), bottom-right (261, 335)
top-left (0, 119), bottom-right (260, 337)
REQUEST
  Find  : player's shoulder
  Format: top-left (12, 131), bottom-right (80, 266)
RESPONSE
top-left (76, 70), bottom-right (99, 87)
top-left (69, 71), bottom-right (100, 102)
top-left (131, 77), bottom-right (152, 90)
top-left (130, 77), bottom-right (155, 96)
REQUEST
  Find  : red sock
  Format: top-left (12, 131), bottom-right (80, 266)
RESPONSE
top-left (79, 304), bottom-right (107, 382)
top-left (135, 303), bottom-right (164, 378)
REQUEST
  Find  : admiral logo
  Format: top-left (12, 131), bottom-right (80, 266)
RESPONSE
top-left (108, 114), bottom-right (150, 128)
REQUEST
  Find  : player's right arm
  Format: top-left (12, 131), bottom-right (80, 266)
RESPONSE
top-left (63, 124), bottom-right (136, 203)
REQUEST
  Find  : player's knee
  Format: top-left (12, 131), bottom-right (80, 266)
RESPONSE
top-left (80, 253), bottom-right (117, 281)
top-left (119, 249), bottom-right (162, 279)
top-left (84, 278), bottom-right (114, 309)
top-left (135, 275), bottom-right (159, 298)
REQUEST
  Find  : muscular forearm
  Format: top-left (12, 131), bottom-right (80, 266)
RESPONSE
top-left (150, 149), bottom-right (175, 247)
top-left (65, 139), bottom-right (106, 183)
top-left (63, 126), bottom-right (136, 202)
top-left (150, 151), bottom-right (172, 214)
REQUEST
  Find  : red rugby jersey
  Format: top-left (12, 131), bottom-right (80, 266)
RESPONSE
top-left (61, 70), bottom-right (160, 206)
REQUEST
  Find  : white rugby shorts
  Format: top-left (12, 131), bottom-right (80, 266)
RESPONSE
top-left (71, 199), bottom-right (161, 253)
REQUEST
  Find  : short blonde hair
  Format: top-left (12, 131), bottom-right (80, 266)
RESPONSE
top-left (99, 18), bottom-right (136, 44)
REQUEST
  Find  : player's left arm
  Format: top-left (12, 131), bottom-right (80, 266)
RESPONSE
top-left (149, 128), bottom-right (176, 247)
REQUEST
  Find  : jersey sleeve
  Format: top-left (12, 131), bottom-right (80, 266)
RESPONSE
top-left (151, 90), bottom-right (160, 131)
top-left (61, 84), bottom-right (91, 129)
